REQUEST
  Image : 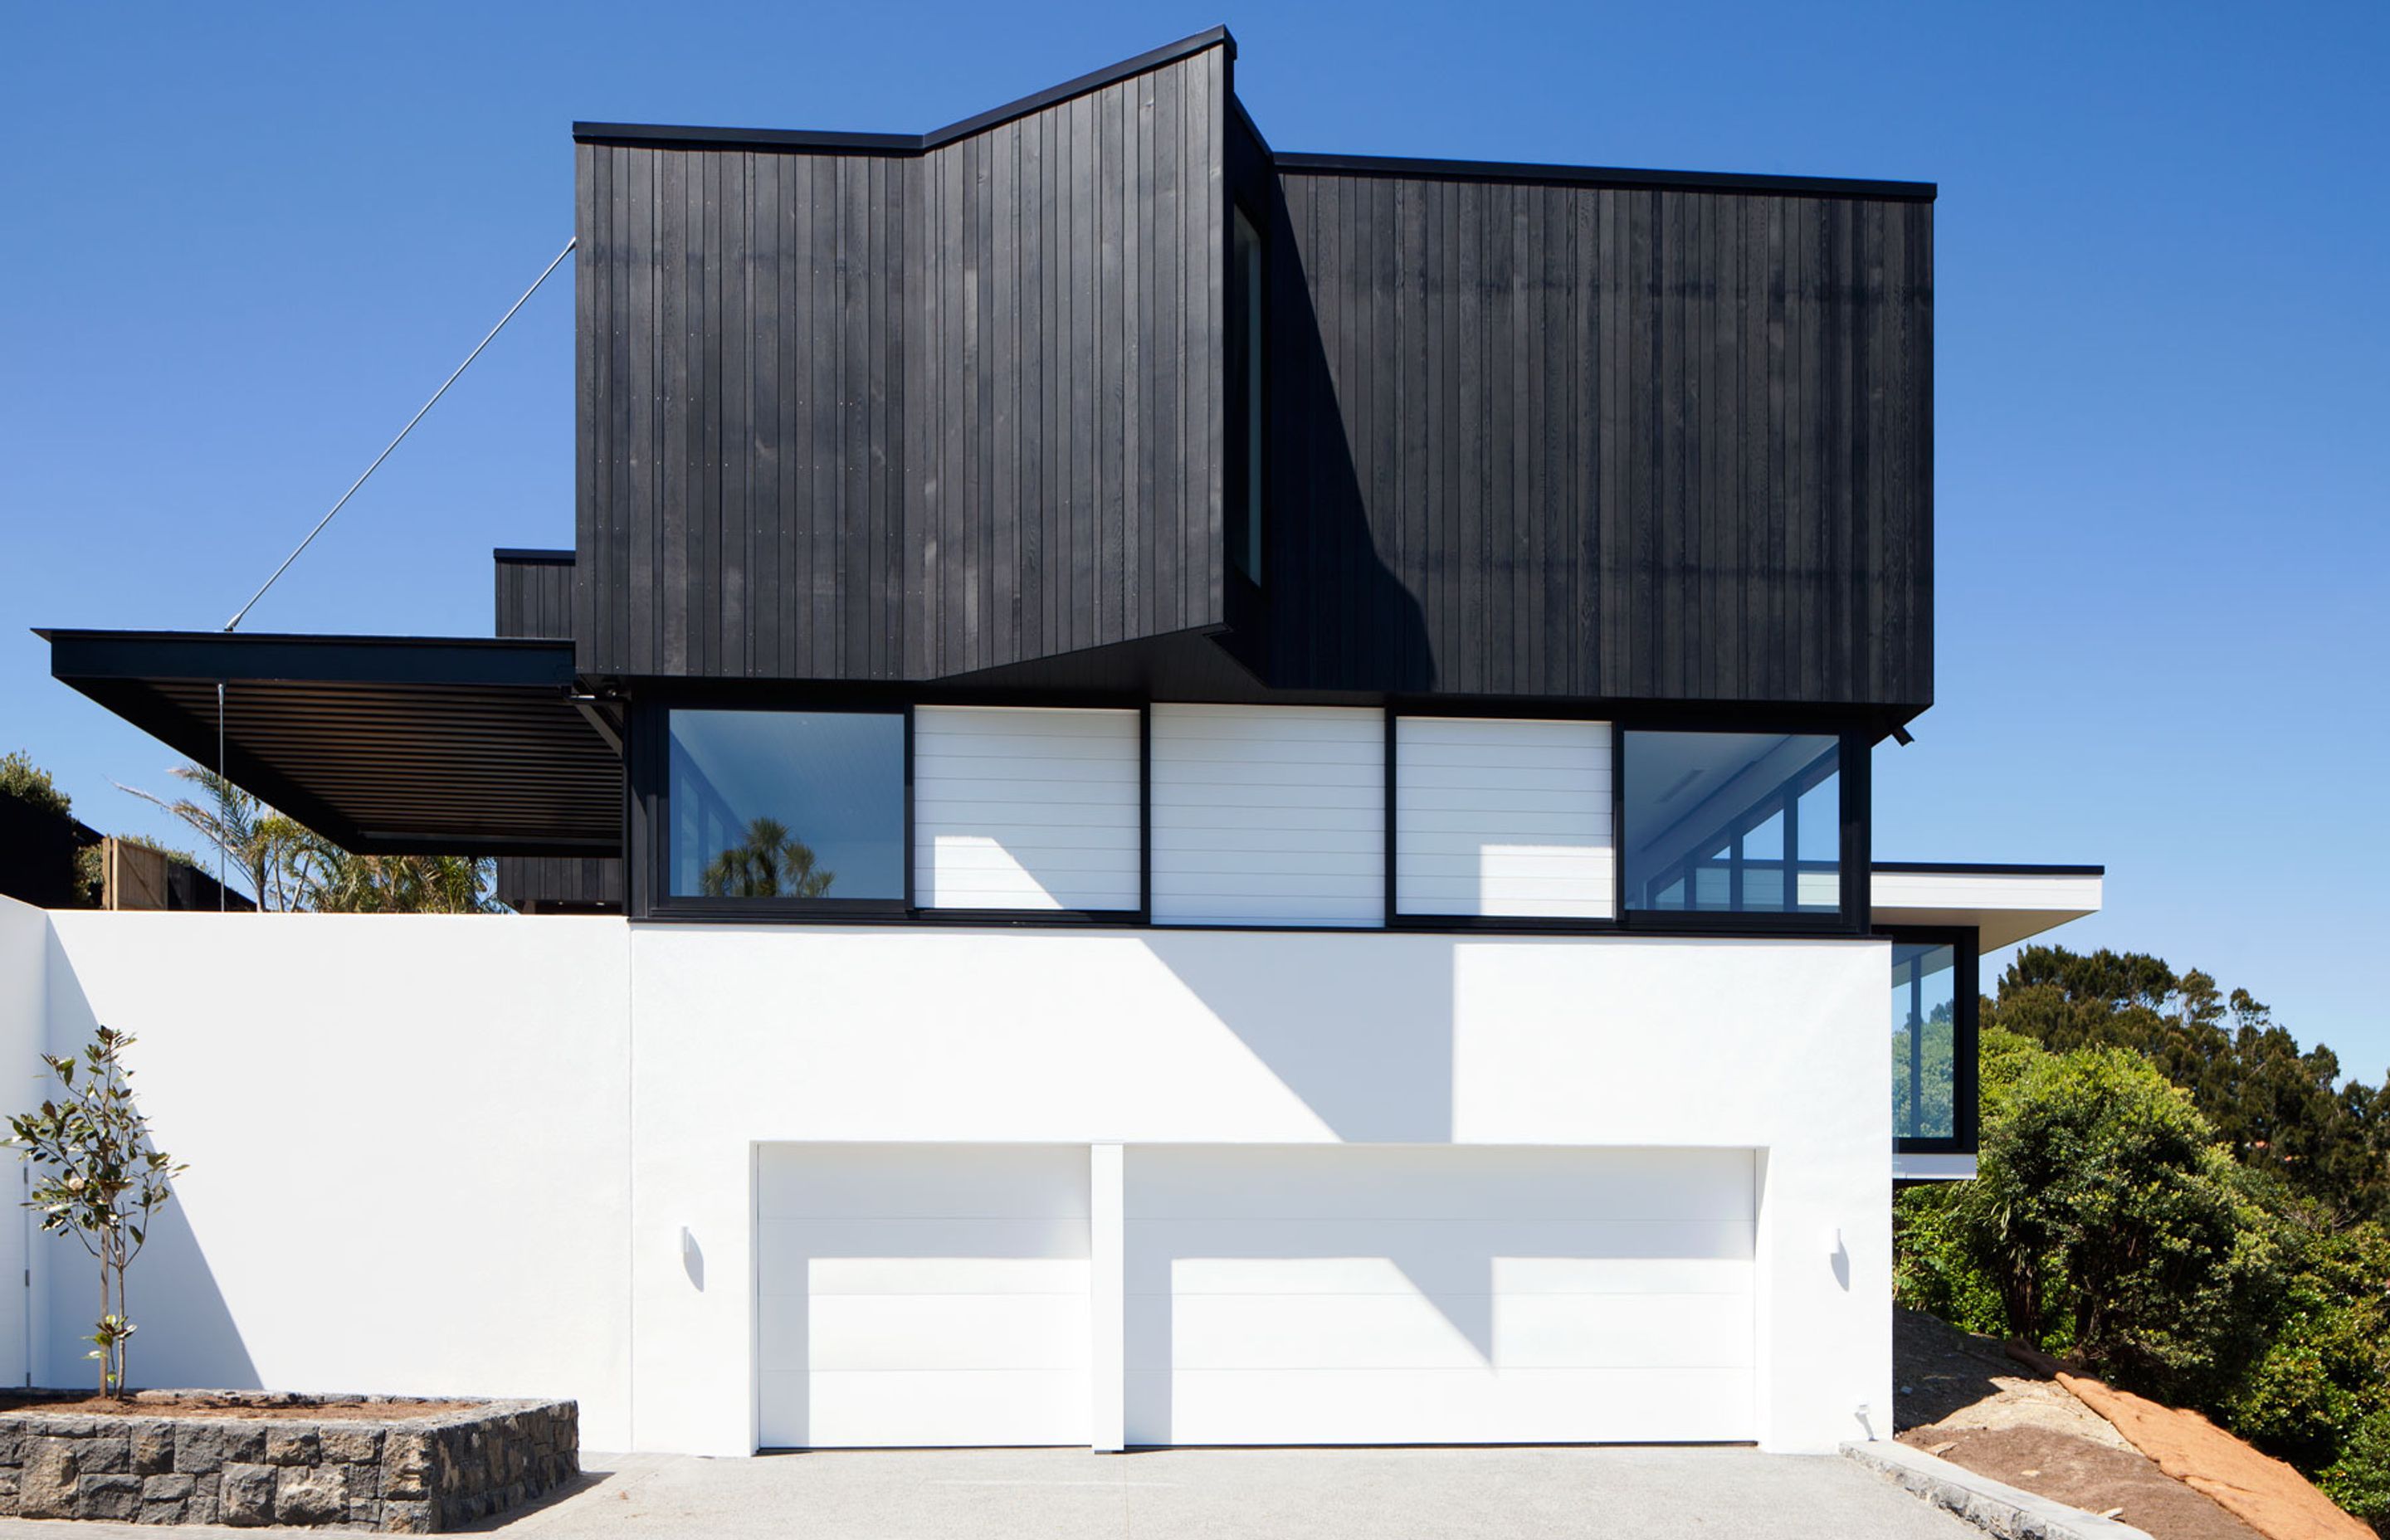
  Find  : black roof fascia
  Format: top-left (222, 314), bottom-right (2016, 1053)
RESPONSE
top-left (494, 547), bottom-right (574, 564)
top-left (38, 629), bottom-right (578, 689)
top-left (1270, 152), bottom-right (1936, 202)
top-left (574, 26), bottom-right (1235, 156)
top-left (1872, 861), bottom-right (2106, 877)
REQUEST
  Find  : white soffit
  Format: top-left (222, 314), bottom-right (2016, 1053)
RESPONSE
top-left (1870, 865), bottom-right (2104, 950)
top-left (1892, 1151), bottom-right (1979, 1183)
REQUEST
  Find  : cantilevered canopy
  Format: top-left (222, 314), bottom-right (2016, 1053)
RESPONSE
top-left (41, 631), bottom-right (620, 857)
top-left (1870, 863), bottom-right (2105, 949)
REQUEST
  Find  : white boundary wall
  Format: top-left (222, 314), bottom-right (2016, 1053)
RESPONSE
top-left (14, 898), bottom-right (1890, 1458)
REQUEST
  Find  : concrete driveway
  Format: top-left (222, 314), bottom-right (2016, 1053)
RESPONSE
top-left (0, 1446), bottom-right (1981, 1538)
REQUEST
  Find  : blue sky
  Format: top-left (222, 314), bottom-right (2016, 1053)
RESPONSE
top-left (3, 4), bottom-right (2383, 1067)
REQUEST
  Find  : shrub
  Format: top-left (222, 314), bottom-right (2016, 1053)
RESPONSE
top-left (2323, 1409), bottom-right (2390, 1532)
top-left (1951, 1041), bottom-right (2279, 1406)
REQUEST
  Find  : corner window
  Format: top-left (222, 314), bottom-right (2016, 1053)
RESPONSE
top-left (1227, 205), bottom-right (1265, 584)
top-left (666, 709), bottom-right (905, 903)
top-left (1622, 731), bottom-right (1841, 914)
top-left (1889, 929), bottom-right (1979, 1153)
top-left (1893, 942), bottom-right (1958, 1142)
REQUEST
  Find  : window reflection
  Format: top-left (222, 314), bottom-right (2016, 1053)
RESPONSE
top-left (1892, 942), bottom-right (1958, 1140)
top-left (667, 710), bottom-right (905, 900)
top-left (1622, 732), bottom-right (1841, 913)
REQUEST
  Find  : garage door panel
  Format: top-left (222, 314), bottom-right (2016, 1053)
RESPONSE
top-left (1140, 1251), bottom-right (1752, 1297)
top-left (1132, 1367), bottom-right (1755, 1446)
top-left (757, 1144), bottom-right (1091, 1450)
top-left (1124, 1218), bottom-right (1753, 1299)
top-left (1128, 1144), bottom-right (1753, 1221)
top-left (757, 1216), bottom-right (1090, 1279)
top-left (1133, 1290), bottom-right (1754, 1373)
top-left (1121, 1146), bottom-right (1756, 1446)
top-left (798, 1255), bottom-right (1093, 1296)
top-left (794, 1293), bottom-right (1094, 1373)
top-left (774, 1370), bottom-right (1091, 1449)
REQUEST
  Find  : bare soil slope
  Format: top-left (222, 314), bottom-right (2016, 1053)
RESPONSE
top-left (1895, 1308), bottom-right (2264, 1540)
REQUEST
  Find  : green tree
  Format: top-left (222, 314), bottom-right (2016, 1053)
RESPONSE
top-left (1994, 947), bottom-right (2380, 1222)
top-left (700, 817), bottom-right (835, 899)
top-left (1, 749), bottom-right (75, 821)
top-left (8, 1027), bottom-right (184, 1397)
top-left (1949, 1041), bottom-right (2277, 1403)
top-left (119, 765), bottom-right (495, 914)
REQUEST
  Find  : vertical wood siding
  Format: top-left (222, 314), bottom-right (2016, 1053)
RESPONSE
top-left (495, 553), bottom-right (576, 641)
top-left (1261, 173), bottom-right (1933, 708)
top-left (576, 45), bottom-right (1227, 681)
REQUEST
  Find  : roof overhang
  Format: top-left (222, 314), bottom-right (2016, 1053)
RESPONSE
top-left (41, 630), bottom-right (621, 858)
top-left (1871, 863), bottom-right (2105, 949)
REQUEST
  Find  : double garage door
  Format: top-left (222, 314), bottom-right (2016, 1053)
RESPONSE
top-left (757, 1143), bottom-right (1754, 1450)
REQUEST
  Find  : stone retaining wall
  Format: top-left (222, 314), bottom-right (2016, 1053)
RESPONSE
top-left (0, 1395), bottom-right (578, 1532)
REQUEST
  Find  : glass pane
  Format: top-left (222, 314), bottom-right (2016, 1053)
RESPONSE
top-left (1892, 943), bottom-right (1958, 1140)
top-left (668, 710), bottom-right (905, 900)
top-left (1228, 207), bottom-right (1265, 583)
top-left (1622, 732), bottom-right (1841, 913)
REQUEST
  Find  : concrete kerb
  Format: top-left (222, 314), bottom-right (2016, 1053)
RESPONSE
top-left (1842, 1440), bottom-right (2156, 1540)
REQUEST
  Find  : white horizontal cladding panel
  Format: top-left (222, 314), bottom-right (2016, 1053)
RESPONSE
top-left (1121, 1145), bottom-right (1755, 1446)
top-left (756, 1143), bottom-right (1091, 1449)
top-left (1396, 717), bottom-right (1614, 919)
top-left (915, 706), bottom-right (1141, 912)
top-left (1149, 705), bottom-right (1385, 927)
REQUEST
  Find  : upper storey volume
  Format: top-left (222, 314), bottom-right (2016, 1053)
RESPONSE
top-left (572, 27), bottom-right (1935, 723)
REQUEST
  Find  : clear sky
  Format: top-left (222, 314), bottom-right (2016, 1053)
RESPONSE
top-left (3, 4), bottom-right (2383, 1067)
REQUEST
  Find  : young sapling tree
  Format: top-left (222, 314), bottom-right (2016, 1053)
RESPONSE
top-left (10, 1026), bottom-right (183, 1397)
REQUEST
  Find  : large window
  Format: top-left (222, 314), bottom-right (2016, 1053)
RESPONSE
top-left (666, 709), bottom-right (905, 904)
top-left (1890, 931), bottom-right (1978, 1152)
top-left (1227, 204), bottom-right (1265, 584)
top-left (1622, 732), bottom-right (1841, 916)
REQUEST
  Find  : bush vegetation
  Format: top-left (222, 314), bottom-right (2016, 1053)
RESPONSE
top-left (1895, 946), bottom-right (2390, 1527)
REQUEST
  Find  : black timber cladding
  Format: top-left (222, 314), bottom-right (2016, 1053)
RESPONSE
top-left (495, 548), bottom-right (576, 641)
top-left (574, 33), bottom-right (1228, 682)
top-left (491, 550), bottom-right (625, 909)
top-left (1254, 163), bottom-right (1932, 708)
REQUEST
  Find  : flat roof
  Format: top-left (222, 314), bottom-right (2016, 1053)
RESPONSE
top-left (573, 27), bottom-right (1934, 203)
top-left (41, 630), bottom-right (620, 858)
top-left (1870, 864), bottom-right (2105, 949)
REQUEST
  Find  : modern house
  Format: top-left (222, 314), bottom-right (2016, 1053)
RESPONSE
top-left (11, 29), bottom-right (2101, 1457)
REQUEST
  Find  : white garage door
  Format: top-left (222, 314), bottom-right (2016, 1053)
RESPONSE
top-left (757, 1144), bottom-right (1090, 1449)
top-left (1123, 1145), bottom-right (1755, 1445)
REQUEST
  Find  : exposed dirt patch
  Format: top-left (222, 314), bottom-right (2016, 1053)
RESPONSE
top-left (1911, 1424), bottom-right (2266, 1540)
top-left (2055, 1371), bottom-right (2375, 1540)
top-left (1895, 1308), bottom-right (2265, 1540)
top-left (1895, 1305), bottom-right (2129, 1448)
top-left (0, 1391), bottom-right (477, 1421)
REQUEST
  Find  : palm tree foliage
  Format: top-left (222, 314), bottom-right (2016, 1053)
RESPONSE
top-left (699, 816), bottom-right (836, 898)
top-left (117, 764), bottom-right (496, 914)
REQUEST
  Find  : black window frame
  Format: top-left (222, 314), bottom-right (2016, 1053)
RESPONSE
top-left (1881, 924), bottom-right (1980, 1156)
top-left (624, 693), bottom-right (1876, 939)
top-left (637, 699), bottom-right (915, 921)
top-left (1613, 721), bottom-right (1873, 937)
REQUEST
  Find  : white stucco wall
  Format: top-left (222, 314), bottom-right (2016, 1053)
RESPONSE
top-left (39, 912), bottom-right (633, 1447)
top-left (627, 925), bottom-right (1890, 1455)
top-left (22, 909), bottom-right (1889, 1458)
top-left (0, 897), bottom-right (44, 1390)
